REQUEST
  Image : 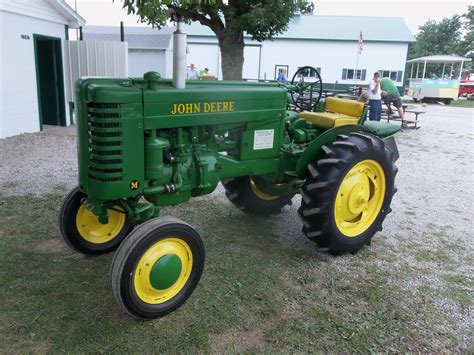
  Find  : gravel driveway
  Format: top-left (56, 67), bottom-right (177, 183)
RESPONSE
top-left (0, 104), bottom-right (472, 350)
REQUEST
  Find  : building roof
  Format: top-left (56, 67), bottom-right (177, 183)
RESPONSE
top-left (84, 26), bottom-right (173, 50)
top-left (0, 0), bottom-right (85, 28)
top-left (407, 55), bottom-right (472, 63)
top-left (55, 0), bottom-right (86, 28)
top-left (185, 15), bottom-right (415, 43)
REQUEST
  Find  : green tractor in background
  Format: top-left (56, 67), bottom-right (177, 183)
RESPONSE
top-left (59, 66), bottom-right (399, 319)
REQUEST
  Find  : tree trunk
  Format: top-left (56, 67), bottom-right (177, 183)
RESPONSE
top-left (218, 32), bottom-right (245, 81)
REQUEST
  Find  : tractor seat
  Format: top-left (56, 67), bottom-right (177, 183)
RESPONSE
top-left (299, 97), bottom-right (365, 128)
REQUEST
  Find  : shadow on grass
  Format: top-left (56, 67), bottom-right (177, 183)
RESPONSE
top-left (0, 193), bottom-right (469, 352)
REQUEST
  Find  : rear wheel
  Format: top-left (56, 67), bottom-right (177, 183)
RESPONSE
top-left (298, 133), bottom-right (397, 255)
top-left (59, 187), bottom-right (133, 255)
top-left (222, 176), bottom-right (294, 215)
top-left (110, 217), bottom-right (205, 319)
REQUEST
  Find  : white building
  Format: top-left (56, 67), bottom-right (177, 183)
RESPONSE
top-left (84, 26), bottom-right (174, 79)
top-left (0, 12), bottom-right (414, 139)
top-left (184, 15), bottom-right (415, 90)
top-left (85, 15), bottom-right (414, 92)
top-left (0, 0), bottom-right (85, 139)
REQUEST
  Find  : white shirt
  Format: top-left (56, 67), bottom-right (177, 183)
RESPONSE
top-left (187, 69), bottom-right (198, 80)
top-left (368, 79), bottom-right (381, 100)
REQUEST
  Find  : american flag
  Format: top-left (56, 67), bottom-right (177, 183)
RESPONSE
top-left (358, 31), bottom-right (364, 54)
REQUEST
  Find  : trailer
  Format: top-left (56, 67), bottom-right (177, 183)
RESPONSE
top-left (407, 55), bottom-right (471, 104)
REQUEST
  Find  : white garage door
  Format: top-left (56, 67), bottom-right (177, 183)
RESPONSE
top-left (129, 49), bottom-right (166, 78)
top-left (243, 46), bottom-right (261, 80)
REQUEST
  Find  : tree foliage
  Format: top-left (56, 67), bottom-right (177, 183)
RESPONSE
top-left (411, 6), bottom-right (473, 60)
top-left (411, 16), bottom-right (464, 58)
top-left (121, 0), bottom-right (314, 80)
top-left (460, 5), bottom-right (473, 62)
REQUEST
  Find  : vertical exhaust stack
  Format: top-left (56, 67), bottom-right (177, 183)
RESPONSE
top-left (173, 19), bottom-right (186, 89)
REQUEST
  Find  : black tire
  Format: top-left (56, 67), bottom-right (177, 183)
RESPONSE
top-left (110, 217), bottom-right (205, 319)
top-left (59, 186), bottom-right (133, 255)
top-left (222, 176), bottom-right (294, 215)
top-left (298, 133), bottom-right (397, 255)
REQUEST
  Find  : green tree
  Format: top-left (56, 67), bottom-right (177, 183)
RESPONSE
top-left (122, 0), bottom-right (313, 80)
top-left (411, 16), bottom-right (464, 59)
top-left (460, 5), bottom-right (473, 70)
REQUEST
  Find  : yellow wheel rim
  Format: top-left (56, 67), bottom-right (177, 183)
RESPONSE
top-left (250, 178), bottom-right (279, 201)
top-left (334, 160), bottom-right (386, 237)
top-left (76, 205), bottom-right (126, 244)
top-left (134, 238), bottom-right (193, 305)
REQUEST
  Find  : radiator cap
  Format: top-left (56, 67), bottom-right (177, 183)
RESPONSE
top-left (144, 71), bottom-right (161, 90)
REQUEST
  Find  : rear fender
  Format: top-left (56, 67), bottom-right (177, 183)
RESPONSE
top-left (295, 124), bottom-right (364, 179)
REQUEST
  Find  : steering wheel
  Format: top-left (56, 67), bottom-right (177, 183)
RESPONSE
top-left (290, 66), bottom-right (323, 111)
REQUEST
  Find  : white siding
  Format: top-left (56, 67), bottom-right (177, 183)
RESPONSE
top-left (187, 43), bottom-right (220, 79)
top-left (258, 39), bottom-right (408, 86)
top-left (0, 10), bottom-right (70, 139)
top-left (129, 49), bottom-right (166, 78)
top-left (185, 42), bottom-right (262, 80)
top-left (63, 40), bottom-right (129, 102)
top-left (164, 48), bottom-right (173, 79)
top-left (243, 46), bottom-right (261, 80)
top-left (181, 35), bottom-right (408, 87)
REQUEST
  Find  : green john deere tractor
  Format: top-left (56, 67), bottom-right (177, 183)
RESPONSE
top-left (60, 66), bottom-right (399, 319)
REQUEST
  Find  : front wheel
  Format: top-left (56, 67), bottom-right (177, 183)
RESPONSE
top-left (110, 217), bottom-right (205, 319)
top-left (59, 187), bottom-right (133, 255)
top-left (298, 133), bottom-right (397, 255)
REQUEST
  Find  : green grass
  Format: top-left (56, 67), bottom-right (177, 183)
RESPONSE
top-left (0, 193), bottom-right (470, 352)
top-left (449, 100), bottom-right (474, 108)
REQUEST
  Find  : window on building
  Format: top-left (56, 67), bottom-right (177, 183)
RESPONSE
top-left (342, 68), bottom-right (366, 81)
top-left (297, 67), bottom-right (321, 78)
top-left (378, 70), bottom-right (403, 82)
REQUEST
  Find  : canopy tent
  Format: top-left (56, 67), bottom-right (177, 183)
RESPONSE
top-left (407, 55), bottom-right (471, 80)
top-left (407, 55), bottom-right (471, 64)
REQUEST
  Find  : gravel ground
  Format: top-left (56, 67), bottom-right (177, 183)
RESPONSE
top-left (0, 104), bottom-right (473, 349)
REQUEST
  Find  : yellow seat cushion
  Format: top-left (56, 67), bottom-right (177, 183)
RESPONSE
top-left (299, 112), bottom-right (359, 127)
top-left (334, 118), bottom-right (360, 127)
top-left (326, 97), bottom-right (364, 117)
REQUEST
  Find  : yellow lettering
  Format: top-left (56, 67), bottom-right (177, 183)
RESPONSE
top-left (130, 181), bottom-right (138, 189)
top-left (171, 103), bottom-right (178, 115)
top-left (185, 103), bottom-right (193, 113)
top-left (173, 101), bottom-right (234, 115)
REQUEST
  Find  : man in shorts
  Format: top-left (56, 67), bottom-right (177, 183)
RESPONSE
top-left (381, 77), bottom-right (405, 120)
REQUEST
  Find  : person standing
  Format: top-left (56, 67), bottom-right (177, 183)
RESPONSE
top-left (381, 77), bottom-right (405, 120)
top-left (277, 68), bottom-right (287, 82)
top-left (368, 72), bottom-right (382, 121)
top-left (187, 64), bottom-right (198, 80)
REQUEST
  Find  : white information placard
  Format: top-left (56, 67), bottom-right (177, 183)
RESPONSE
top-left (253, 129), bottom-right (274, 150)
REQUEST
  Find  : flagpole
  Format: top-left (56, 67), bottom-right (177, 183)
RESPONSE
top-left (354, 50), bottom-right (360, 87)
top-left (354, 30), bottom-right (362, 88)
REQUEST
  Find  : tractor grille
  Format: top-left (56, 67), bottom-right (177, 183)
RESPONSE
top-left (87, 103), bottom-right (123, 182)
